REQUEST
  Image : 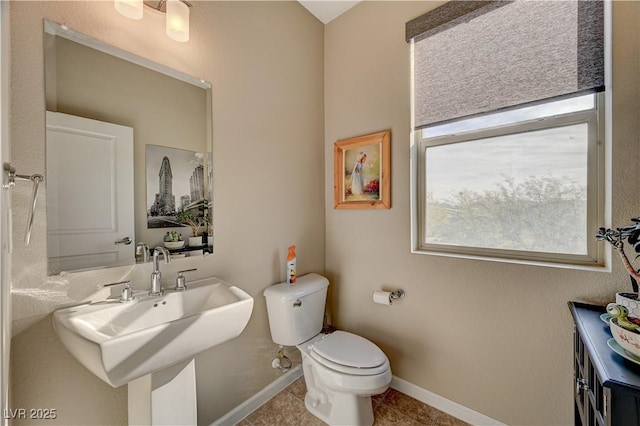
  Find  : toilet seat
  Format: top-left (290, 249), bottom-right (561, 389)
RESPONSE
top-left (309, 331), bottom-right (389, 376)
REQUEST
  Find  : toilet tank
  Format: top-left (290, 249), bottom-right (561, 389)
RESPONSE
top-left (263, 273), bottom-right (329, 346)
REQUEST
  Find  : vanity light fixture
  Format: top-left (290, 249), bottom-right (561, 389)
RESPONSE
top-left (114, 0), bottom-right (191, 42)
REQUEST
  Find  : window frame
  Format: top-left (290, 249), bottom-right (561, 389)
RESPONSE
top-left (411, 92), bottom-right (606, 268)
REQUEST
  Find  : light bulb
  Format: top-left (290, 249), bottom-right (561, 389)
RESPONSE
top-left (166, 0), bottom-right (190, 42)
top-left (114, 0), bottom-right (143, 20)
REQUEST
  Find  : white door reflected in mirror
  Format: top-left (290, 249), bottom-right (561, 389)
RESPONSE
top-left (46, 111), bottom-right (134, 274)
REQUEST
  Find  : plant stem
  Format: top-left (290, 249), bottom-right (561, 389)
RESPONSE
top-left (615, 243), bottom-right (640, 286)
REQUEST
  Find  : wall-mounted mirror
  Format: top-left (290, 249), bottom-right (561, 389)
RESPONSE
top-left (44, 20), bottom-right (213, 275)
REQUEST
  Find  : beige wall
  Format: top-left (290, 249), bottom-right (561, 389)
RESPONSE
top-left (9, 1), bottom-right (323, 425)
top-left (324, 2), bottom-right (639, 425)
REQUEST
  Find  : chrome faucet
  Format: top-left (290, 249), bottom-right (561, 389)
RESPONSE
top-left (135, 242), bottom-right (150, 263)
top-left (150, 247), bottom-right (171, 296)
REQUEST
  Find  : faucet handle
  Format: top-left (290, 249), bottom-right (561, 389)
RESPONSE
top-left (175, 269), bottom-right (197, 291)
top-left (100, 280), bottom-right (134, 303)
top-left (100, 279), bottom-right (131, 288)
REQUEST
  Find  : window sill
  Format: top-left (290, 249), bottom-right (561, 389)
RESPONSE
top-left (410, 246), bottom-right (610, 273)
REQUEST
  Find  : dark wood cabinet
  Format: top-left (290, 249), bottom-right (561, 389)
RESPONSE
top-left (569, 302), bottom-right (640, 426)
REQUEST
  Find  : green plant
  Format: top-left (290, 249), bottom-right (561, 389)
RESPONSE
top-left (596, 217), bottom-right (640, 292)
top-left (163, 231), bottom-right (182, 242)
top-left (176, 211), bottom-right (210, 237)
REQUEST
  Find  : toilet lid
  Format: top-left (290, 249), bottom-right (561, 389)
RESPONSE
top-left (310, 331), bottom-right (387, 369)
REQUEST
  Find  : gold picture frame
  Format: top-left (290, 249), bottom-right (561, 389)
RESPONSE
top-left (334, 130), bottom-right (390, 210)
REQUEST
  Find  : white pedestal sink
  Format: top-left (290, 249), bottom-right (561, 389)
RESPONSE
top-left (53, 277), bottom-right (253, 425)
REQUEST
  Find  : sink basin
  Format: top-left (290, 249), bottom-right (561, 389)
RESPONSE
top-left (53, 277), bottom-right (253, 387)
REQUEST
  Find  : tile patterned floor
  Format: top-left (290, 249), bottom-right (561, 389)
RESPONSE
top-left (237, 376), bottom-right (470, 426)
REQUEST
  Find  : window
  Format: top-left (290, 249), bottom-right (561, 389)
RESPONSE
top-left (417, 93), bottom-right (603, 265)
top-left (407, 0), bottom-right (607, 267)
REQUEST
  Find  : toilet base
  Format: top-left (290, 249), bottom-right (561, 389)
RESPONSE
top-left (304, 391), bottom-right (374, 426)
top-left (300, 349), bottom-right (389, 426)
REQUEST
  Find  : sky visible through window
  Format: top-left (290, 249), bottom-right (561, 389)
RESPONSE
top-left (423, 95), bottom-right (593, 201)
top-left (425, 124), bottom-right (588, 201)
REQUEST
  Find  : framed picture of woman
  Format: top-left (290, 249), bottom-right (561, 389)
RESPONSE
top-left (334, 130), bottom-right (390, 209)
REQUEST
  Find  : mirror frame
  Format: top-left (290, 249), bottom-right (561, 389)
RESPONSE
top-left (45, 21), bottom-right (211, 90)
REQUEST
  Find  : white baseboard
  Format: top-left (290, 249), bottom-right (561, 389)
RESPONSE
top-left (390, 376), bottom-right (506, 426)
top-left (210, 365), bottom-right (303, 426)
top-left (211, 368), bottom-right (505, 426)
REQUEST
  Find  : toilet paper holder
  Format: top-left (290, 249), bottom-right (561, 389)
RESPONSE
top-left (373, 288), bottom-right (406, 305)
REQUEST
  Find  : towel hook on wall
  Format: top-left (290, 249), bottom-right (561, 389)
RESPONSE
top-left (3, 162), bottom-right (44, 245)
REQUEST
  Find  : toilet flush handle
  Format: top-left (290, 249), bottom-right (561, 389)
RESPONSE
top-left (293, 300), bottom-right (302, 308)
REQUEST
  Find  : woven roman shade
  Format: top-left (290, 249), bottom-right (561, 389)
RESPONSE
top-left (407, 0), bottom-right (604, 130)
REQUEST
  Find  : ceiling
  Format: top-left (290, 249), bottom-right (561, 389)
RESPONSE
top-left (297, 0), bottom-right (361, 24)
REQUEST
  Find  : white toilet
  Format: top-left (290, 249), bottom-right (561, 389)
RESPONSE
top-left (263, 273), bottom-right (392, 426)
